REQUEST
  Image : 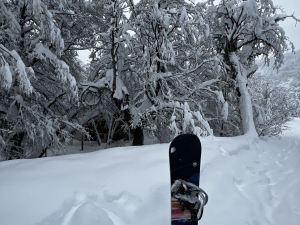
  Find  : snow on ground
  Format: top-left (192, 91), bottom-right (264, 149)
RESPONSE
top-left (0, 119), bottom-right (300, 225)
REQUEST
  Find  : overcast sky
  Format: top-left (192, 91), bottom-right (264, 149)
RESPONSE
top-left (272, 0), bottom-right (300, 51)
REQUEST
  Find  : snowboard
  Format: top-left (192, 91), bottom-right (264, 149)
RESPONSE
top-left (169, 134), bottom-right (203, 225)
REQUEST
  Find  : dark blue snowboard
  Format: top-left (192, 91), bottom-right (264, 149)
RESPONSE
top-left (169, 134), bottom-right (202, 225)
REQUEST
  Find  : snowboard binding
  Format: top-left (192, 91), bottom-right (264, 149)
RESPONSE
top-left (171, 179), bottom-right (208, 222)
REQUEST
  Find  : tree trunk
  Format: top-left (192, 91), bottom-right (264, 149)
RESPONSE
top-left (81, 132), bottom-right (84, 151)
top-left (8, 132), bottom-right (25, 160)
top-left (123, 108), bottom-right (144, 145)
top-left (109, 4), bottom-right (144, 146)
top-left (131, 126), bottom-right (144, 146)
top-left (37, 147), bottom-right (48, 158)
top-left (92, 119), bottom-right (102, 146)
top-left (229, 53), bottom-right (258, 137)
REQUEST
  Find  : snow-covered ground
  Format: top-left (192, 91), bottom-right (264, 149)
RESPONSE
top-left (0, 119), bottom-right (300, 225)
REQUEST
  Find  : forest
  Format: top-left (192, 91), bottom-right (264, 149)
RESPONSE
top-left (0, 0), bottom-right (299, 160)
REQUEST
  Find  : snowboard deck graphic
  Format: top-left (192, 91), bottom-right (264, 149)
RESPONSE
top-left (169, 134), bottom-right (202, 225)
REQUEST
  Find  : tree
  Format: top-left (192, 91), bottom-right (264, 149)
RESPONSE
top-left (78, 0), bottom-right (229, 145)
top-left (124, 0), bottom-right (227, 139)
top-left (249, 71), bottom-right (300, 136)
top-left (0, 0), bottom-right (86, 159)
top-left (209, 0), bottom-right (300, 137)
top-left (75, 0), bottom-right (144, 145)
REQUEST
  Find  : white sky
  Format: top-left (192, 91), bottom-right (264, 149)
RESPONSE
top-left (272, 0), bottom-right (300, 51)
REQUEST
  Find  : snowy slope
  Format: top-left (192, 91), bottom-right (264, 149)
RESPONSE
top-left (0, 119), bottom-right (300, 225)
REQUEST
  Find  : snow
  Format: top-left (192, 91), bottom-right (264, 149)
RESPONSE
top-left (32, 0), bottom-right (42, 16)
top-left (16, 56), bottom-right (34, 94)
top-left (102, 69), bottom-right (129, 100)
top-left (1, 118), bottom-right (300, 225)
top-left (205, 24), bottom-right (210, 38)
top-left (33, 43), bottom-right (77, 96)
top-left (122, 23), bottom-right (134, 34)
top-left (0, 1), bottom-right (21, 32)
top-left (222, 101), bottom-right (229, 121)
top-left (0, 46), bottom-right (34, 93)
top-left (180, 7), bottom-right (187, 25)
top-left (230, 52), bottom-right (258, 137)
top-left (241, 0), bottom-right (258, 18)
top-left (0, 60), bottom-right (12, 89)
top-left (168, 8), bottom-right (177, 14)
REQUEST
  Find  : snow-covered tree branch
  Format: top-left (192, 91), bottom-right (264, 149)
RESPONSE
top-left (0, 0), bottom-right (87, 159)
top-left (208, 0), bottom-right (299, 137)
